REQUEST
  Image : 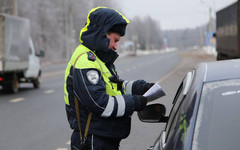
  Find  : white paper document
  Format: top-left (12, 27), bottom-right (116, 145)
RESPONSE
top-left (143, 83), bottom-right (167, 102)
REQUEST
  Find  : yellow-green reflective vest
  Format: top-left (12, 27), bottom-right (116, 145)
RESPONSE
top-left (64, 44), bottom-right (123, 106)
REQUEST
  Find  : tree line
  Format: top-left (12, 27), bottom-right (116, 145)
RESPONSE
top-left (163, 20), bottom-right (215, 49)
top-left (0, 0), bottom-right (208, 63)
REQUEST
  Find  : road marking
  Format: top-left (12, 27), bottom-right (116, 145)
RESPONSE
top-left (55, 141), bottom-right (70, 150)
top-left (66, 140), bottom-right (70, 145)
top-left (56, 148), bottom-right (68, 150)
top-left (44, 89), bottom-right (55, 94)
top-left (9, 97), bottom-right (25, 103)
top-left (42, 71), bottom-right (65, 78)
top-left (157, 60), bottom-right (186, 83)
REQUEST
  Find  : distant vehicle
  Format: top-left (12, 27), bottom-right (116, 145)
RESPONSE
top-left (216, 1), bottom-right (240, 60)
top-left (138, 59), bottom-right (240, 150)
top-left (0, 13), bottom-right (44, 93)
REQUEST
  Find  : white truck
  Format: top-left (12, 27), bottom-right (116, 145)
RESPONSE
top-left (0, 13), bottom-right (44, 93)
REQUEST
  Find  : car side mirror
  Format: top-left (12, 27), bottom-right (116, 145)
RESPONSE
top-left (137, 104), bottom-right (168, 123)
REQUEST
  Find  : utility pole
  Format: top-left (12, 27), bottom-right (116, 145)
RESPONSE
top-left (0, 0), bottom-right (17, 15)
top-left (200, 0), bottom-right (214, 46)
top-left (206, 7), bottom-right (212, 46)
top-left (11, 0), bottom-right (17, 15)
top-left (63, 0), bottom-right (70, 60)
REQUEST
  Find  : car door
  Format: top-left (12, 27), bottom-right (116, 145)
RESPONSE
top-left (159, 72), bottom-right (193, 150)
top-left (25, 38), bottom-right (41, 78)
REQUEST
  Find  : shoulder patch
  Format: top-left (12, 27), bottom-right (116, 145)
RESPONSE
top-left (86, 70), bottom-right (99, 84)
top-left (87, 52), bottom-right (96, 61)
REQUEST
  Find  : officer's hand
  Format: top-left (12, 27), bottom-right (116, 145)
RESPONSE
top-left (134, 95), bottom-right (147, 111)
top-left (144, 83), bottom-right (155, 93)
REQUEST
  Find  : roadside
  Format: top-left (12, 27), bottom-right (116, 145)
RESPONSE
top-left (41, 48), bottom-right (178, 78)
top-left (41, 48), bottom-right (177, 66)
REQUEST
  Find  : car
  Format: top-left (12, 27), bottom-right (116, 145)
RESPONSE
top-left (138, 59), bottom-right (240, 150)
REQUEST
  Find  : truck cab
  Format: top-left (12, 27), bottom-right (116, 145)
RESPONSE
top-left (24, 38), bottom-right (43, 88)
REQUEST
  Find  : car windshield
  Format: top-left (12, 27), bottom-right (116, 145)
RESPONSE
top-left (192, 79), bottom-right (240, 150)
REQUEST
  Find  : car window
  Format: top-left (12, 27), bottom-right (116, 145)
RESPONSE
top-left (192, 79), bottom-right (240, 150)
top-left (165, 82), bottom-right (185, 142)
top-left (165, 71), bottom-right (193, 142)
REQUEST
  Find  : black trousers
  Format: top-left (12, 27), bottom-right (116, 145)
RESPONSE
top-left (71, 130), bottom-right (120, 150)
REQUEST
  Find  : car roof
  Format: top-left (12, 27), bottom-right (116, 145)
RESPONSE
top-left (195, 59), bottom-right (240, 83)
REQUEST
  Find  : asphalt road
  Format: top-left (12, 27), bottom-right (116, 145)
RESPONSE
top-left (0, 49), bottom-right (214, 150)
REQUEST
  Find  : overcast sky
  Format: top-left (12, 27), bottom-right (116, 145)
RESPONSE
top-left (117, 0), bottom-right (237, 30)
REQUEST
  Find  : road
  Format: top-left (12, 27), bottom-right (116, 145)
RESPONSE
top-left (0, 49), bottom-right (214, 150)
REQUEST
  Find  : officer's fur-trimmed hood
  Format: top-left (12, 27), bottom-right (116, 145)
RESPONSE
top-left (79, 7), bottom-right (130, 52)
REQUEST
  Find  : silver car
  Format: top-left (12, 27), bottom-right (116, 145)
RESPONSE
top-left (138, 59), bottom-right (240, 150)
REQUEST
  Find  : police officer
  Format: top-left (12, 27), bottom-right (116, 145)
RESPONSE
top-left (64, 7), bottom-right (154, 150)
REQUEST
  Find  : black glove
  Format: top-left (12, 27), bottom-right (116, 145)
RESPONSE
top-left (144, 83), bottom-right (155, 93)
top-left (134, 95), bottom-right (147, 111)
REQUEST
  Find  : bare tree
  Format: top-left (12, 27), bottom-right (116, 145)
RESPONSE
top-left (1, 0), bottom-right (163, 62)
top-left (125, 16), bottom-right (163, 50)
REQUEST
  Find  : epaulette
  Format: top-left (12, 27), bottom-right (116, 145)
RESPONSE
top-left (87, 51), bottom-right (96, 61)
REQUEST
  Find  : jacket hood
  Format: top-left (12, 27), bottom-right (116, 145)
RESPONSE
top-left (79, 7), bottom-right (130, 52)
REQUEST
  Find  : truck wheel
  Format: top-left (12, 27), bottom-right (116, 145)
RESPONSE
top-left (217, 53), bottom-right (223, 60)
top-left (12, 78), bottom-right (19, 93)
top-left (217, 53), bottom-right (227, 61)
top-left (3, 77), bottom-right (19, 93)
top-left (33, 76), bottom-right (40, 88)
